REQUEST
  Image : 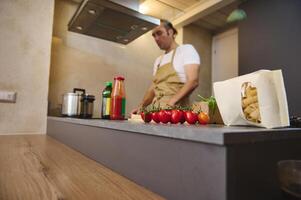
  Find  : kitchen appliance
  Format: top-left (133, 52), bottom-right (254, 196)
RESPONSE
top-left (61, 88), bottom-right (86, 117)
top-left (278, 160), bottom-right (301, 199)
top-left (68, 0), bottom-right (160, 44)
top-left (80, 94), bottom-right (95, 118)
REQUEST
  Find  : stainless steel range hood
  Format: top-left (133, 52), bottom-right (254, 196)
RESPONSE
top-left (68, 0), bottom-right (160, 44)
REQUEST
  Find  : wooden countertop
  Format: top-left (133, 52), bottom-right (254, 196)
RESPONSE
top-left (0, 135), bottom-right (165, 200)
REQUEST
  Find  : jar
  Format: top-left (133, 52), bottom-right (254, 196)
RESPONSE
top-left (110, 76), bottom-right (126, 120)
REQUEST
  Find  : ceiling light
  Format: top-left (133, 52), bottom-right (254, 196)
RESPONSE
top-left (227, 9), bottom-right (247, 23)
top-left (141, 27), bottom-right (148, 31)
top-left (131, 25), bottom-right (138, 30)
top-left (88, 9), bottom-right (96, 15)
top-left (76, 26), bottom-right (83, 30)
top-left (139, 3), bottom-right (149, 14)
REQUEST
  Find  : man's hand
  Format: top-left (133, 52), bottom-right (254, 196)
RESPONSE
top-left (131, 83), bottom-right (155, 114)
top-left (131, 107), bottom-right (141, 114)
top-left (167, 98), bottom-right (176, 107)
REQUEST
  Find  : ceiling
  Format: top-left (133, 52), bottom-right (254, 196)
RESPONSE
top-left (139, 0), bottom-right (205, 20)
top-left (140, 0), bottom-right (241, 33)
top-left (192, 1), bottom-right (241, 33)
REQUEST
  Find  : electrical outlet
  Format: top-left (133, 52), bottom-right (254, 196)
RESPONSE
top-left (0, 90), bottom-right (17, 103)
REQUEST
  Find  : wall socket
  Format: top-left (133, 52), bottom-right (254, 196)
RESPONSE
top-left (0, 90), bottom-right (17, 103)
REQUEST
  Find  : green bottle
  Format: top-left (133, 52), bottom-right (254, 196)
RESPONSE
top-left (101, 81), bottom-right (112, 119)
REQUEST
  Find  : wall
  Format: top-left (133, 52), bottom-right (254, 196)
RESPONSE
top-left (49, 0), bottom-right (164, 117)
top-left (239, 0), bottom-right (301, 115)
top-left (0, 0), bottom-right (54, 134)
top-left (183, 24), bottom-right (212, 100)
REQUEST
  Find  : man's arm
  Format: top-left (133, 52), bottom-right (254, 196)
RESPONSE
top-left (131, 83), bottom-right (155, 114)
top-left (167, 64), bottom-right (200, 106)
top-left (140, 83), bottom-right (156, 107)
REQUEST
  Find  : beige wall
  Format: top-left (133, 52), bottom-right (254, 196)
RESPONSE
top-left (49, 0), bottom-right (162, 117)
top-left (0, 0), bottom-right (54, 134)
top-left (49, 1), bottom-right (213, 117)
top-left (183, 24), bottom-right (212, 100)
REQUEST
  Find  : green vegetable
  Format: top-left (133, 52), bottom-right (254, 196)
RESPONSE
top-left (197, 95), bottom-right (217, 115)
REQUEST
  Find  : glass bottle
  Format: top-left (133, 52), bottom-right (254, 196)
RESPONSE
top-left (101, 81), bottom-right (112, 119)
top-left (110, 76), bottom-right (126, 120)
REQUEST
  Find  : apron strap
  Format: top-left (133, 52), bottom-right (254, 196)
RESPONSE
top-left (171, 47), bottom-right (177, 66)
top-left (156, 47), bottom-right (178, 70)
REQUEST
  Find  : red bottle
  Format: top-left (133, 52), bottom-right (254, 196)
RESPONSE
top-left (110, 76), bottom-right (126, 120)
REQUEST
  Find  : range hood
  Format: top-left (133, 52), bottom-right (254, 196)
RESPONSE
top-left (68, 0), bottom-right (160, 44)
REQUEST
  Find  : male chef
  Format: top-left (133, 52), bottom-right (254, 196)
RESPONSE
top-left (131, 20), bottom-right (200, 113)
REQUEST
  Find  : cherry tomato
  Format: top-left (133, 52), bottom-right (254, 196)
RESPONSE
top-left (170, 110), bottom-right (180, 124)
top-left (141, 112), bottom-right (152, 123)
top-left (158, 110), bottom-right (171, 124)
top-left (184, 111), bottom-right (198, 124)
top-left (198, 112), bottom-right (210, 125)
top-left (165, 109), bottom-right (172, 117)
top-left (152, 112), bottom-right (160, 123)
top-left (179, 110), bottom-right (186, 124)
top-left (171, 110), bottom-right (185, 124)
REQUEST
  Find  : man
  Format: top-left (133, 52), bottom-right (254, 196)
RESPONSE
top-left (131, 20), bottom-right (200, 113)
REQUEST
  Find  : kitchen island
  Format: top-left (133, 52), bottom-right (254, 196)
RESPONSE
top-left (47, 116), bottom-right (301, 200)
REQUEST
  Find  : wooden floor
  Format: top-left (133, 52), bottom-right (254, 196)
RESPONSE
top-left (0, 135), bottom-right (165, 200)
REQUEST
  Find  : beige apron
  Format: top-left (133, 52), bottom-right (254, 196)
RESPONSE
top-left (152, 47), bottom-right (190, 109)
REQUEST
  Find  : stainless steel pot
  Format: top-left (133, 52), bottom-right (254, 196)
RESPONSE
top-left (61, 88), bottom-right (85, 117)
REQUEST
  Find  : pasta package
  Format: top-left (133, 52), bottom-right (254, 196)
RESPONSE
top-left (241, 82), bottom-right (261, 123)
top-left (213, 70), bottom-right (290, 128)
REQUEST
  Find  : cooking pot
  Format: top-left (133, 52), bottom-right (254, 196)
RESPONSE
top-left (61, 88), bottom-right (85, 117)
top-left (80, 94), bottom-right (95, 119)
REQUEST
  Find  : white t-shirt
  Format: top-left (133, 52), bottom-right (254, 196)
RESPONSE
top-left (153, 44), bottom-right (201, 82)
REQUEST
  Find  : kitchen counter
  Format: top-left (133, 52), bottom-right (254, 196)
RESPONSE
top-left (47, 116), bottom-right (301, 200)
top-left (48, 116), bottom-right (301, 145)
